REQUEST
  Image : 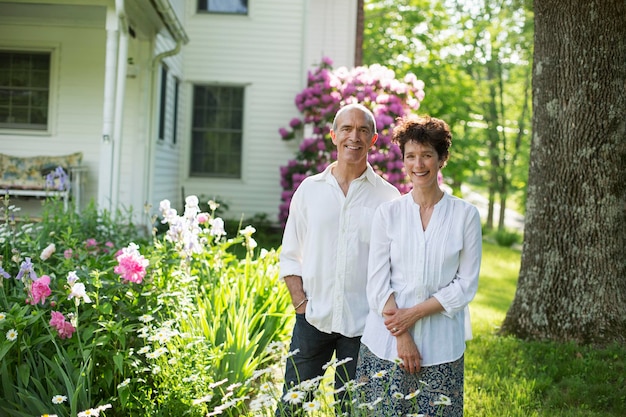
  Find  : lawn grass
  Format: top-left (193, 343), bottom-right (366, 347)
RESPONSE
top-left (466, 242), bottom-right (626, 416)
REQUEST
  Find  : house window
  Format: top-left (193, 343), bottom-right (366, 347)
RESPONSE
top-left (158, 65), bottom-right (168, 140)
top-left (0, 51), bottom-right (50, 130)
top-left (172, 78), bottom-right (180, 144)
top-left (198, 0), bottom-right (248, 14)
top-left (191, 85), bottom-right (244, 178)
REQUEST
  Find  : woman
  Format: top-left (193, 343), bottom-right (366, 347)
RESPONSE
top-left (354, 115), bottom-right (482, 416)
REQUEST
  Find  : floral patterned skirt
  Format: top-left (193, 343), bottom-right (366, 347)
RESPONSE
top-left (353, 344), bottom-right (464, 417)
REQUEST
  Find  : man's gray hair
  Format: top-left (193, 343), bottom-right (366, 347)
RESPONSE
top-left (332, 103), bottom-right (377, 134)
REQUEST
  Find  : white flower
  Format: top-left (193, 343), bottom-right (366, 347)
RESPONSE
top-left (51, 394), bottom-right (67, 404)
top-left (0, 312), bottom-right (6, 321)
top-left (323, 356), bottom-right (354, 370)
top-left (208, 200), bottom-right (220, 212)
top-left (249, 394), bottom-right (274, 411)
top-left (117, 378), bottom-right (130, 389)
top-left (67, 271), bottom-right (79, 286)
top-left (40, 243), bottom-right (56, 260)
top-left (138, 346), bottom-right (151, 354)
top-left (284, 348), bottom-right (300, 358)
top-left (209, 217), bottom-right (226, 237)
top-left (372, 369), bottom-right (388, 378)
top-left (283, 390), bottom-right (305, 404)
top-left (405, 389), bottom-right (420, 399)
top-left (392, 391), bottom-right (404, 399)
top-left (434, 394), bottom-right (451, 406)
top-left (209, 378), bottom-right (228, 389)
top-left (192, 394), bottom-right (213, 405)
top-left (68, 282), bottom-right (91, 304)
top-left (6, 329), bottom-right (18, 341)
top-left (302, 400), bottom-right (320, 412)
top-left (258, 382), bottom-right (273, 392)
top-left (239, 225), bottom-right (256, 237)
top-left (138, 314), bottom-right (154, 323)
top-left (227, 382), bottom-right (242, 391)
top-left (146, 347), bottom-right (167, 359)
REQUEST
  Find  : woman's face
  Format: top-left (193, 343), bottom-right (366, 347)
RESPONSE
top-left (403, 141), bottom-right (441, 189)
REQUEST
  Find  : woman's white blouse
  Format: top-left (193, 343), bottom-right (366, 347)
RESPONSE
top-left (361, 192), bottom-right (482, 366)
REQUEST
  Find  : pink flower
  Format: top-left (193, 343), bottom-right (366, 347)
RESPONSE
top-left (114, 243), bottom-right (149, 284)
top-left (28, 275), bottom-right (51, 305)
top-left (63, 248), bottom-right (73, 259)
top-left (57, 321), bottom-right (76, 339)
top-left (85, 238), bottom-right (98, 248)
top-left (50, 311), bottom-right (66, 328)
top-left (197, 212), bottom-right (210, 224)
top-left (50, 310), bottom-right (76, 339)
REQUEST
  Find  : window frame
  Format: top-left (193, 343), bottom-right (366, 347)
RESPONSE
top-left (157, 65), bottom-right (168, 141)
top-left (172, 77), bottom-right (180, 145)
top-left (0, 47), bottom-right (56, 134)
top-left (197, 0), bottom-right (249, 15)
top-left (189, 84), bottom-right (245, 179)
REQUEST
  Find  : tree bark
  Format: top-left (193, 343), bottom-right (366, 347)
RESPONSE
top-left (501, 0), bottom-right (626, 344)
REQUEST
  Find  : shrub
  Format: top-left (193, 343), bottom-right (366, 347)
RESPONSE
top-left (494, 228), bottom-right (522, 247)
top-left (277, 57), bottom-right (426, 226)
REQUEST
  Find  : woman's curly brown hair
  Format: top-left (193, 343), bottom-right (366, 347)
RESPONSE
top-left (392, 115), bottom-right (452, 165)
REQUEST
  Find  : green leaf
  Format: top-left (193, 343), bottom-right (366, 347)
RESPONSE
top-left (17, 363), bottom-right (30, 387)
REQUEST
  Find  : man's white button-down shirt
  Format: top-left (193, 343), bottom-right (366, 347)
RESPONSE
top-left (280, 162), bottom-right (401, 337)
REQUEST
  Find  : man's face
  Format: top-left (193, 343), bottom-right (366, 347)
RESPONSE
top-left (330, 108), bottom-right (378, 166)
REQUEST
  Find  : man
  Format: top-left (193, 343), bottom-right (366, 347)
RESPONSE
top-left (277, 103), bottom-right (401, 415)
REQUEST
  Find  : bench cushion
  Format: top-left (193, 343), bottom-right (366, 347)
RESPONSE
top-left (0, 152), bottom-right (83, 191)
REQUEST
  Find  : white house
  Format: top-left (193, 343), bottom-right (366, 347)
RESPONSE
top-left (0, 0), bottom-right (357, 226)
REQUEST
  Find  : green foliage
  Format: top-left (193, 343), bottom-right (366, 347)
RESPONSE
top-left (0, 196), bottom-right (292, 416)
top-left (363, 0), bottom-right (533, 223)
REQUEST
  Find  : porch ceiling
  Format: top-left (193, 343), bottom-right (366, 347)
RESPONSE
top-left (0, 2), bottom-right (106, 28)
top-left (0, 1), bottom-right (184, 43)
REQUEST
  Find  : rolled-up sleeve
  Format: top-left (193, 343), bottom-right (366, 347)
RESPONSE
top-left (367, 205), bottom-right (396, 316)
top-left (433, 207), bottom-right (482, 316)
top-left (279, 191), bottom-right (305, 279)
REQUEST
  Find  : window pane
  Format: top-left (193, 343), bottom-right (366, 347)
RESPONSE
top-left (199, 0), bottom-right (248, 14)
top-left (191, 85), bottom-right (244, 178)
top-left (0, 51), bottom-right (50, 130)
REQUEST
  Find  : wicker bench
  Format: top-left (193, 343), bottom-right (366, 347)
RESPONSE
top-left (0, 152), bottom-right (85, 211)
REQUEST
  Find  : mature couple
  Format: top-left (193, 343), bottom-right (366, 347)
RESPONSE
top-left (277, 103), bottom-right (482, 416)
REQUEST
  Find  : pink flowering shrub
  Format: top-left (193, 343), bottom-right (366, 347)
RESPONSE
top-left (277, 57), bottom-right (426, 225)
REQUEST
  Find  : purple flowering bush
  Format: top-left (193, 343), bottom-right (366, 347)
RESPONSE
top-left (277, 57), bottom-right (426, 225)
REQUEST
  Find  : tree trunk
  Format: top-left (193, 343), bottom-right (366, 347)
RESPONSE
top-left (354, 0), bottom-right (364, 66)
top-left (501, 0), bottom-right (626, 344)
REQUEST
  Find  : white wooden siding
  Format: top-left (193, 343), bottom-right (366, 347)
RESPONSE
top-left (0, 21), bottom-right (106, 210)
top-left (149, 31), bottom-right (186, 215)
top-left (180, 0), bottom-right (357, 223)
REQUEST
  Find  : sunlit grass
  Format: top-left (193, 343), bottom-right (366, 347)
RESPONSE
top-left (465, 242), bottom-right (626, 417)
